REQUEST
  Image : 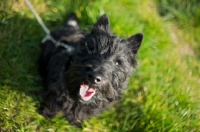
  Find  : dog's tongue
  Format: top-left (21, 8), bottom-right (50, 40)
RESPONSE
top-left (79, 84), bottom-right (96, 101)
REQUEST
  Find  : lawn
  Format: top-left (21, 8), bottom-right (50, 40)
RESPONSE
top-left (0, 0), bottom-right (200, 131)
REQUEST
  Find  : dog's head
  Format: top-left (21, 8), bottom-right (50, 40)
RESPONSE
top-left (65, 14), bottom-right (143, 107)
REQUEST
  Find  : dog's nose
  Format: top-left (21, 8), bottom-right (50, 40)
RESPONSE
top-left (87, 72), bottom-right (102, 84)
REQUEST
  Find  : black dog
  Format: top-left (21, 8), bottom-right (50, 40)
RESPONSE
top-left (39, 13), bottom-right (143, 126)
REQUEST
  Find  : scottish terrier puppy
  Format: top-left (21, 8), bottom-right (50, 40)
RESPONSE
top-left (39, 13), bottom-right (143, 126)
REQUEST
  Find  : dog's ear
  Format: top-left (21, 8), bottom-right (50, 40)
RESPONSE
top-left (127, 33), bottom-right (143, 55)
top-left (92, 14), bottom-right (110, 33)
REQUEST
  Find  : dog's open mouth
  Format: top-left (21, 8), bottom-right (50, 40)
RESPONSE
top-left (79, 84), bottom-right (96, 101)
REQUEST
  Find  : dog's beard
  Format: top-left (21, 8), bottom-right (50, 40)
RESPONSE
top-left (65, 65), bottom-right (120, 108)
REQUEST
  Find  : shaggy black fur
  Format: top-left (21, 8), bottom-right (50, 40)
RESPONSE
top-left (39, 13), bottom-right (143, 126)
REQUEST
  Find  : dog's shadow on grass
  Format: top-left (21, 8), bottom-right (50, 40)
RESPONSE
top-left (1, 16), bottom-right (41, 100)
top-left (0, 11), bottom-right (68, 102)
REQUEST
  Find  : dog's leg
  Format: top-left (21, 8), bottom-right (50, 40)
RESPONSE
top-left (40, 91), bottom-right (64, 118)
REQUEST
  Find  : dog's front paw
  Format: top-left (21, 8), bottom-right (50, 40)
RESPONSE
top-left (39, 106), bottom-right (57, 119)
top-left (64, 114), bottom-right (82, 127)
top-left (69, 119), bottom-right (82, 127)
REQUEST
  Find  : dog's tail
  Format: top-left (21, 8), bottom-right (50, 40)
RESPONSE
top-left (65, 12), bottom-right (79, 28)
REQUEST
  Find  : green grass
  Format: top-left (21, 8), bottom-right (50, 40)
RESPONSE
top-left (156, 0), bottom-right (200, 58)
top-left (0, 0), bottom-right (200, 131)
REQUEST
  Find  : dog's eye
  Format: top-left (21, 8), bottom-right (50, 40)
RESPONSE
top-left (115, 62), bottom-right (119, 66)
top-left (114, 59), bottom-right (122, 66)
top-left (115, 60), bottom-right (121, 66)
